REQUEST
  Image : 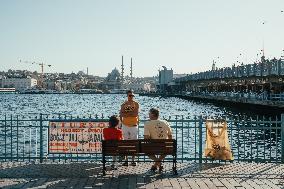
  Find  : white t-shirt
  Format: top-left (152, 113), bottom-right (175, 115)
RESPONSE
top-left (144, 119), bottom-right (172, 139)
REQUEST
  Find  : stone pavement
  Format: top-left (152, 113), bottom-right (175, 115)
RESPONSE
top-left (0, 161), bottom-right (283, 188)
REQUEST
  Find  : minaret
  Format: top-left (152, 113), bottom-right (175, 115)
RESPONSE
top-left (130, 58), bottom-right (133, 81)
top-left (87, 67), bottom-right (88, 75)
top-left (212, 60), bottom-right (216, 71)
top-left (261, 48), bottom-right (265, 63)
top-left (121, 55), bottom-right (124, 82)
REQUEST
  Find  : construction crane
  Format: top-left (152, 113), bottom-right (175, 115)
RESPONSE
top-left (19, 60), bottom-right (52, 89)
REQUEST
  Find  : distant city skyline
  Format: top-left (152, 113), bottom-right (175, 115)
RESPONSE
top-left (0, 0), bottom-right (283, 77)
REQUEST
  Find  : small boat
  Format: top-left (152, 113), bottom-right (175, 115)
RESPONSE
top-left (109, 89), bottom-right (128, 94)
top-left (0, 88), bottom-right (17, 93)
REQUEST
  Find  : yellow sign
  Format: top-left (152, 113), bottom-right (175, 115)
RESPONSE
top-left (48, 121), bottom-right (108, 154)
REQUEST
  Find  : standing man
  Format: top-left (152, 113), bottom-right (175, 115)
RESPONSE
top-left (120, 89), bottom-right (139, 166)
top-left (144, 108), bottom-right (172, 172)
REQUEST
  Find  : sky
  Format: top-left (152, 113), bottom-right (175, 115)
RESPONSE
top-left (0, 0), bottom-right (283, 77)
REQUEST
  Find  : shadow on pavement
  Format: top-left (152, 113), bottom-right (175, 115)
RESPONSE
top-left (0, 162), bottom-right (283, 188)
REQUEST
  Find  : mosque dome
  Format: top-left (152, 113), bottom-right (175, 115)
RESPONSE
top-left (105, 67), bottom-right (121, 82)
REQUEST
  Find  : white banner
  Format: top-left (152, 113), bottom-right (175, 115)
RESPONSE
top-left (48, 121), bottom-right (108, 154)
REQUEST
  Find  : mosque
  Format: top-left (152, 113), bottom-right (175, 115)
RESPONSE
top-left (99, 56), bottom-right (154, 93)
top-left (99, 67), bottom-right (122, 91)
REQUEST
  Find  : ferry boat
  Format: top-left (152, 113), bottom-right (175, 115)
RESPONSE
top-left (19, 88), bottom-right (42, 94)
top-left (109, 89), bottom-right (128, 94)
top-left (0, 88), bottom-right (17, 93)
top-left (20, 89), bottom-right (64, 94)
top-left (76, 89), bottom-right (103, 94)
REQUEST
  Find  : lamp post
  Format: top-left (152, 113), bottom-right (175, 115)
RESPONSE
top-left (262, 21), bottom-right (265, 57)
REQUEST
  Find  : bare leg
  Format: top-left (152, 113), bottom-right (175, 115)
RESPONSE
top-left (131, 155), bottom-right (137, 166)
top-left (148, 155), bottom-right (159, 168)
top-left (122, 156), bottom-right (128, 166)
top-left (112, 156), bottom-right (117, 164)
top-left (111, 156), bottom-right (117, 169)
top-left (156, 155), bottom-right (167, 168)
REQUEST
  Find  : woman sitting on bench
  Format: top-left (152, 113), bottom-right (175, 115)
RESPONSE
top-left (103, 115), bottom-right (123, 170)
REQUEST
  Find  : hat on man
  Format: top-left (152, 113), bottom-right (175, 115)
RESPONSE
top-left (127, 89), bottom-right (135, 96)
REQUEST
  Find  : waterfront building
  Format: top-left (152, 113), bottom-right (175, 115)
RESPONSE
top-left (158, 66), bottom-right (173, 92)
top-left (99, 68), bottom-right (122, 91)
top-left (143, 83), bottom-right (155, 92)
top-left (44, 80), bottom-right (64, 91)
top-left (0, 77), bottom-right (37, 91)
top-left (126, 82), bottom-right (155, 93)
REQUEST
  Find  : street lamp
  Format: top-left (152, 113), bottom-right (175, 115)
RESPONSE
top-left (261, 21), bottom-right (267, 58)
top-left (236, 53), bottom-right (242, 66)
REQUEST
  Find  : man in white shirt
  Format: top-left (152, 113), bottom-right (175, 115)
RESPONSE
top-left (144, 108), bottom-right (172, 172)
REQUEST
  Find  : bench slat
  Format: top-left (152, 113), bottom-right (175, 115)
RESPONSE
top-left (140, 149), bottom-right (174, 155)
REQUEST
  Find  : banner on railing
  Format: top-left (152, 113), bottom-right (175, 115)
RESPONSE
top-left (48, 121), bottom-right (108, 154)
top-left (204, 119), bottom-right (233, 160)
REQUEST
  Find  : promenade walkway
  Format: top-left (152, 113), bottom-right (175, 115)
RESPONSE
top-left (0, 161), bottom-right (283, 189)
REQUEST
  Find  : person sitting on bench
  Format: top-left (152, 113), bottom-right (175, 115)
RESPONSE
top-left (144, 108), bottom-right (173, 172)
top-left (103, 115), bottom-right (123, 169)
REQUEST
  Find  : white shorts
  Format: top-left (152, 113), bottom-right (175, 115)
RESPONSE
top-left (121, 124), bottom-right (138, 140)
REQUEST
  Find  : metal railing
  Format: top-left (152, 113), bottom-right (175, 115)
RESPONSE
top-left (175, 59), bottom-right (284, 82)
top-left (0, 114), bottom-right (283, 164)
top-left (182, 92), bottom-right (284, 102)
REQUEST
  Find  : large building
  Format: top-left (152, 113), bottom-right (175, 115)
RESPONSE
top-left (99, 68), bottom-right (122, 90)
top-left (158, 66), bottom-right (173, 92)
top-left (1, 78), bottom-right (37, 91)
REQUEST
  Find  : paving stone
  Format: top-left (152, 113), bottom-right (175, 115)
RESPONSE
top-left (186, 178), bottom-right (200, 189)
top-left (0, 162), bottom-right (282, 189)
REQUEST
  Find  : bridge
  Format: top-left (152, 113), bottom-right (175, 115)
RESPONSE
top-left (175, 56), bottom-right (284, 94)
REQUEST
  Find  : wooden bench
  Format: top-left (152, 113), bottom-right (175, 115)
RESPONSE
top-left (102, 139), bottom-right (177, 175)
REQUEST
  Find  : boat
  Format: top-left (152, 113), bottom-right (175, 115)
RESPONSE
top-left (75, 89), bottom-right (104, 94)
top-left (109, 89), bottom-right (128, 94)
top-left (0, 88), bottom-right (17, 93)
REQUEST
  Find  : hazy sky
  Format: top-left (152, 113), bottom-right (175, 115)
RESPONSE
top-left (0, 1), bottom-right (283, 77)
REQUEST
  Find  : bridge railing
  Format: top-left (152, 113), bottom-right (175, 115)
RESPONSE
top-left (175, 59), bottom-right (284, 82)
top-left (184, 92), bottom-right (284, 102)
top-left (0, 114), bottom-right (283, 164)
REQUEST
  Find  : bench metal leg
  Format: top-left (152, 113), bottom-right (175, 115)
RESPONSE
top-left (173, 155), bottom-right (178, 175)
top-left (103, 155), bottom-right (106, 176)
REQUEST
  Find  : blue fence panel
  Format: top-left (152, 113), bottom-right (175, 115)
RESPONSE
top-left (0, 114), bottom-right (283, 164)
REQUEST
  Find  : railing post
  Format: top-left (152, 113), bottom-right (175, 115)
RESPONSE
top-left (39, 114), bottom-right (44, 163)
top-left (281, 114), bottom-right (284, 163)
top-left (4, 115), bottom-right (7, 161)
top-left (198, 116), bottom-right (203, 164)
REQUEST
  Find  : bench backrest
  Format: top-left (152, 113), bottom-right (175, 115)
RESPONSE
top-left (140, 139), bottom-right (176, 155)
top-left (102, 139), bottom-right (176, 156)
top-left (102, 140), bottom-right (139, 156)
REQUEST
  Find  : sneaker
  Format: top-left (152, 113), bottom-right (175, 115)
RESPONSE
top-left (150, 165), bottom-right (157, 172)
top-left (130, 162), bottom-right (137, 166)
top-left (122, 161), bottom-right (128, 166)
top-left (158, 166), bottom-right (163, 173)
top-left (111, 164), bottom-right (117, 170)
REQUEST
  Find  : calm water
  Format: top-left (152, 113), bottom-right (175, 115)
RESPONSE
top-left (0, 94), bottom-right (262, 118)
